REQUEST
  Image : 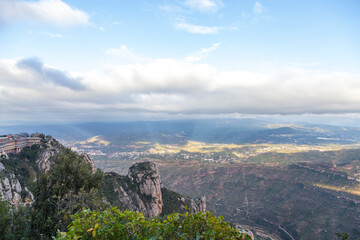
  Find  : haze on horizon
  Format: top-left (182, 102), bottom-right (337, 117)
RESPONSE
top-left (0, 0), bottom-right (359, 124)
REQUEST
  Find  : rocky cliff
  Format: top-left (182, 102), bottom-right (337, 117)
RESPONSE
top-left (36, 137), bottom-right (61, 172)
top-left (102, 161), bottom-right (206, 217)
top-left (0, 162), bottom-right (33, 204)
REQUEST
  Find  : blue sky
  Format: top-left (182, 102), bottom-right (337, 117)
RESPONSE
top-left (0, 0), bottom-right (359, 123)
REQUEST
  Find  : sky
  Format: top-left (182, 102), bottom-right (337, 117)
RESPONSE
top-left (0, 0), bottom-right (360, 124)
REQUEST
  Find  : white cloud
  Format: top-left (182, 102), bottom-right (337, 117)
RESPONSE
top-left (40, 31), bottom-right (63, 38)
top-left (184, 0), bottom-right (222, 12)
top-left (158, 4), bottom-right (183, 13)
top-left (0, 0), bottom-right (89, 27)
top-left (175, 21), bottom-right (220, 34)
top-left (253, 2), bottom-right (265, 14)
top-left (185, 43), bottom-right (221, 62)
top-left (106, 45), bottom-right (146, 62)
top-left (1, 57), bottom-right (360, 122)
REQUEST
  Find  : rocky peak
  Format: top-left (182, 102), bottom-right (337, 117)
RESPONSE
top-left (104, 161), bottom-right (206, 218)
top-left (192, 196), bottom-right (206, 213)
top-left (127, 162), bottom-right (163, 217)
top-left (36, 137), bottom-right (61, 172)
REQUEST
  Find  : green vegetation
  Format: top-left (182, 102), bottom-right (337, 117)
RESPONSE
top-left (0, 146), bottom-right (109, 239)
top-left (1, 144), bottom-right (40, 186)
top-left (161, 187), bottom-right (191, 215)
top-left (0, 200), bottom-right (31, 240)
top-left (55, 207), bottom-right (251, 240)
top-left (30, 148), bottom-right (106, 239)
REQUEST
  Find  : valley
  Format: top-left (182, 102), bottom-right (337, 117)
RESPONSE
top-left (65, 135), bottom-right (360, 239)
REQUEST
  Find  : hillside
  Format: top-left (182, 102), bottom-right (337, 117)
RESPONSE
top-left (156, 151), bottom-right (360, 240)
top-left (0, 135), bottom-right (207, 239)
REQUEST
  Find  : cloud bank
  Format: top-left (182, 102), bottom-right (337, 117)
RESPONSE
top-left (175, 21), bottom-right (220, 34)
top-left (17, 58), bottom-right (86, 91)
top-left (0, 57), bottom-right (359, 122)
top-left (0, 0), bottom-right (89, 26)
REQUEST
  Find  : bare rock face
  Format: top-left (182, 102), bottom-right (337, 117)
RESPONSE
top-left (191, 196), bottom-right (206, 213)
top-left (36, 138), bottom-right (96, 173)
top-left (0, 173), bottom-right (33, 204)
top-left (80, 153), bottom-right (96, 172)
top-left (0, 177), bottom-right (12, 201)
top-left (104, 162), bottom-right (206, 218)
top-left (36, 138), bottom-right (60, 172)
top-left (128, 162), bottom-right (163, 217)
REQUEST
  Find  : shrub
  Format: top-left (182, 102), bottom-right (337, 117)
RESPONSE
top-left (56, 207), bottom-right (251, 240)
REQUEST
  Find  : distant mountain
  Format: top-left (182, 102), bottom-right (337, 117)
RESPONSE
top-left (2, 118), bottom-right (359, 145)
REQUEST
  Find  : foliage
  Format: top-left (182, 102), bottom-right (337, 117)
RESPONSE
top-left (336, 232), bottom-right (349, 240)
top-left (0, 200), bottom-right (31, 240)
top-left (56, 207), bottom-right (251, 240)
top-left (161, 187), bottom-right (190, 215)
top-left (0, 200), bottom-right (11, 237)
top-left (30, 148), bottom-right (106, 239)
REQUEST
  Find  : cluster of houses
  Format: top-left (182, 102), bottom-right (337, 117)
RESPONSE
top-left (0, 134), bottom-right (42, 155)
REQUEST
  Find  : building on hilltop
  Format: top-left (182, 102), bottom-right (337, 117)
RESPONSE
top-left (0, 134), bottom-right (42, 154)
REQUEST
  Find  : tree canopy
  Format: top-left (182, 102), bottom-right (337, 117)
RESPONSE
top-left (56, 207), bottom-right (251, 240)
top-left (30, 148), bottom-right (106, 239)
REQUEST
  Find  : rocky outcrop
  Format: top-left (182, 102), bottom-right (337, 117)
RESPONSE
top-left (191, 196), bottom-right (206, 213)
top-left (36, 137), bottom-right (95, 173)
top-left (104, 162), bottom-right (163, 217)
top-left (0, 173), bottom-right (33, 204)
top-left (80, 153), bottom-right (96, 172)
top-left (36, 137), bottom-right (61, 172)
top-left (128, 162), bottom-right (163, 217)
top-left (103, 161), bottom-right (206, 218)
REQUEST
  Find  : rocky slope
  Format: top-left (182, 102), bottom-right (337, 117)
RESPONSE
top-left (0, 135), bottom-right (205, 217)
top-left (102, 161), bottom-right (206, 217)
top-left (0, 162), bottom-right (33, 204)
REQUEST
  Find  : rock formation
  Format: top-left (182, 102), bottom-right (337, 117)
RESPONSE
top-left (103, 161), bottom-right (206, 217)
top-left (0, 173), bottom-right (33, 204)
top-left (128, 162), bottom-right (163, 216)
top-left (80, 153), bottom-right (96, 172)
top-left (36, 137), bottom-right (61, 172)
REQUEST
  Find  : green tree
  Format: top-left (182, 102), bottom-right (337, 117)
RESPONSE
top-left (56, 207), bottom-right (252, 240)
top-left (30, 149), bottom-right (107, 239)
top-left (0, 200), bottom-right (11, 238)
top-left (0, 200), bottom-right (31, 240)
